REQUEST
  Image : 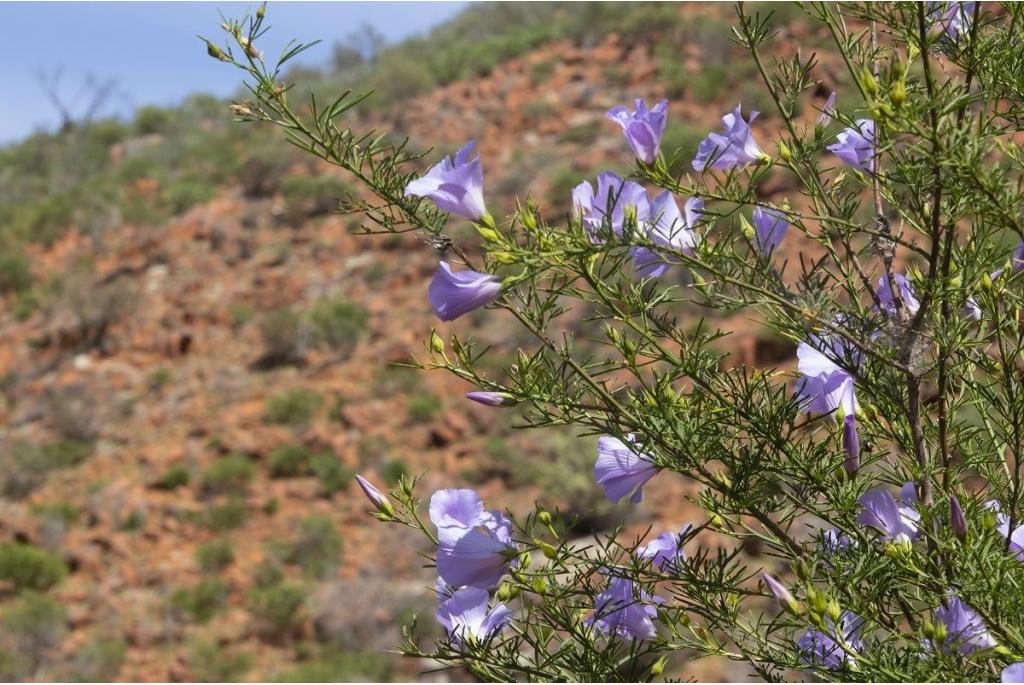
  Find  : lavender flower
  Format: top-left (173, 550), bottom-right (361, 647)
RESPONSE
top-left (404, 140), bottom-right (488, 222)
top-left (430, 489), bottom-right (517, 589)
top-left (573, 171), bottom-right (649, 241)
top-left (796, 331), bottom-right (861, 417)
top-left (692, 104), bottom-right (767, 171)
top-left (585, 576), bottom-right (663, 641)
top-left (827, 119), bottom-right (875, 173)
top-left (632, 194), bottom-right (703, 278)
top-left (428, 261), bottom-right (502, 322)
top-left (465, 391), bottom-right (516, 407)
top-left (963, 297), bottom-right (982, 321)
top-left (842, 414), bottom-right (860, 478)
top-left (876, 273), bottom-right (920, 318)
top-left (822, 529), bottom-right (856, 557)
top-left (436, 586), bottom-right (512, 645)
top-left (857, 486), bottom-right (920, 541)
top-left (950, 494), bottom-right (967, 542)
top-left (606, 98), bottom-right (668, 164)
top-left (354, 474), bottom-right (391, 512)
top-left (817, 91), bottom-right (837, 126)
top-left (762, 572), bottom-right (799, 615)
top-left (933, 593), bottom-right (995, 655)
top-left (796, 611), bottom-right (865, 670)
top-left (986, 500), bottom-right (1024, 561)
top-left (929, 2), bottom-right (975, 41)
top-left (752, 206), bottom-right (789, 257)
top-left (636, 525), bottom-right (691, 572)
top-left (594, 435), bottom-right (660, 504)
top-left (1003, 664), bottom-right (1024, 683)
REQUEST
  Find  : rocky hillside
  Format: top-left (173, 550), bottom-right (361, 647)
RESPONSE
top-left (0, 3), bottom-right (844, 681)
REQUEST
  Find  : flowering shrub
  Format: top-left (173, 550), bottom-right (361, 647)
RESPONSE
top-left (207, 2), bottom-right (1024, 681)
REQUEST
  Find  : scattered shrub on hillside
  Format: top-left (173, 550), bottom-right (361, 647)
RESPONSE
top-left (310, 453), bottom-right (353, 496)
top-left (152, 464), bottom-right (190, 490)
top-left (204, 496), bottom-right (249, 532)
top-left (265, 388), bottom-right (323, 427)
top-left (196, 538), bottom-right (235, 573)
top-left (378, 458), bottom-right (408, 485)
top-left (279, 175), bottom-right (350, 224)
top-left (0, 440), bottom-right (93, 500)
top-left (163, 179), bottom-right (216, 215)
top-left (189, 640), bottom-right (253, 683)
top-left (0, 592), bottom-right (67, 677)
top-left (47, 384), bottom-right (99, 443)
top-left (67, 635), bottom-right (127, 682)
top-left (201, 454), bottom-right (254, 495)
top-left (31, 502), bottom-right (80, 526)
top-left (268, 444), bottom-right (312, 478)
top-left (169, 578), bottom-right (228, 623)
top-left (249, 582), bottom-right (306, 635)
top-left (0, 249), bottom-right (33, 294)
top-left (307, 297), bottom-right (367, 358)
top-left (406, 392), bottom-right (442, 423)
top-left (272, 650), bottom-right (391, 682)
top-left (0, 543), bottom-right (67, 592)
top-left (134, 106), bottom-right (174, 135)
top-left (228, 302), bottom-right (254, 328)
top-left (257, 307), bottom-right (304, 366)
top-left (286, 515), bottom-right (342, 579)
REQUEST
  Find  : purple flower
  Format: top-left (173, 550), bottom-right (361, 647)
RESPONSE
top-left (762, 572), bottom-right (799, 614)
top-left (354, 474), bottom-right (390, 512)
top-left (796, 611), bottom-right (865, 670)
top-left (428, 261), bottom-right (502, 322)
top-left (929, 2), bottom-right (975, 41)
top-left (436, 586), bottom-right (512, 645)
top-left (933, 593), bottom-right (995, 655)
top-left (430, 489), bottom-right (517, 589)
top-left (842, 414), bottom-right (860, 478)
top-left (606, 98), bottom-right (668, 164)
top-left (752, 206), bottom-right (789, 257)
top-left (796, 332), bottom-right (861, 417)
top-left (465, 391), bottom-right (516, 407)
top-left (817, 91), bottom-right (837, 126)
top-left (573, 172), bottom-right (649, 241)
top-left (632, 194), bottom-right (703, 278)
top-left (594, 435), bottom-right (660, 504)
top-left (827, 119), bottom-right (875, 173)
top-left (636, 525), bottom-right (691, 572)
top-left (986, 500), bottom-right (1024, 561)
top-left (822, 529), bottom-right (856, 557)
top-left (404, 140), bottom-right (488, 222)
top-left (950, 494), bottom-right (967, 542)
top-left (585, 576), bottom-right (663, 641)
top-left (963, 297), bottom-right (981, 321)
top-left (692, 104), bottom-right (767, 171)
top-left (990, 241), bottom-right (1024, 282)
top-left (857, 486), bottom-right (920, 541)
top-left (876, 273), bottom-right (920, 318)
top-left (1003, 663), bottom-right (1024, 683)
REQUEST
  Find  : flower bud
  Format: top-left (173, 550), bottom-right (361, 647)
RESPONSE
top-left (429, 330), bottom-right (445, 355)
top-left (531, 577), bottom-right (547, 595)
top-left (826, 597), bottom-right (842, 623)
top-left (982, 271), bottom-right (994, 291)
top-left (256, 2), bottom-right (266, 20)
top-left (809, 587), bottom-right (828, 615)
top-left (922, 617), bottom-right (936, 640)
top-left (475, 226), bottom-right (501, 243)
top-left (496, 582), bottom-right (520, 602)
top-left (950, 494), bottom-right (967, 542)
top-left (982, 508), bottom-right (999, 531)
top-left (885, 532), bottom-right (914, 558)
top-left (861, 65), bottom-right (879, 96)
top-left (842, 414), bottom-right (860, 478)
top-left (778, 140), bottom-right (793, 163)
top-left (932, 619), bottom-right (948, 644)
top-left (537, 510), bottom-right (552, 526)
top-left (650, 656), bottom-right (668, 677)
top-left (465, 391), bottom-right (517, 408)
top-left (539, 541), bottom-right (558, 560)
top-left (354, 474), bottom-right (394, 517)
top-left (206, 41), bottom-right (231, 62)
top-left (762, 572), bottom-right (800, 616)
top-left (890, 79), bottom-right (907, 108)
top-left (739, 215), bottom-right (755, 241)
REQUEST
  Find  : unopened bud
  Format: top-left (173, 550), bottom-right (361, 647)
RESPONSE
top-left (256, 2), bottom-right (266, 19)
top-left (843, 414), bottom-right (860, 478)
top-left (922, 617), bottom-right (936, 640)
top-left (354, 475), bottom-right (394, 517)
top-left (531, 577), bottom-right (547, 595)
top-left (809, 588), bottom-right (828, 615)
top-left (465, 391), bottom-right (517, 408)
top-left (794, 559), bottom-right (812, 582)
top-left (239, 37), bottom-right (262, 60)
top-left (539, 541), bottom-right (558, 560)
top-left (826, 598), bottom-right (842, 623)
top-left (475, 226), bottom-right (501, 243)
top-left (537, 511), bottom-right (552, 526)
top-left (891, 79), bottom-right (906, 108)
top-left (778, 140), bottom-right (793, 162)
top-left (650, 656), bottom-right (668, 677)
top-left (762, 572), bottom-right (800, 616)
top-left (861, 66), bottom-right (879, 96)
top-left (982, 508), bottom-right (998, 531)
top-left (982, 272), bottom-right (994, 291)
top-left (496, 582), bottom-right (519, 602)
top-left (932, 619), bottom-right (948, 644)
top-left (206, 41), bottom-right (231, 62)
top-left (950, 493), bottom-right (967, 542)
top-left (885, 532), bottom-right (914, 557)
top-left (429, 330), bottom-right (445, 355)
top-left (739, 215), bottom-right (755, 241)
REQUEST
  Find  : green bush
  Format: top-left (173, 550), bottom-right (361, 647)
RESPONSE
top-left (407, 392), bottom-right (442, 423)
top-left (201, 454), bottom-right (254, 495)
top-left (249, 582), bottom-right (306, 634)
top-left (660, 121), bottom-right (708, 177)
top-left (68, 635), bottom-right (126, 682)
top-left (189, 640), bottom-right (253, 683)
top-left (266, 388), bottom-right (323, 427)
top-left (258, 307), bottom-right (303, 365)
top-left (287, 515), bottom-right (342, 578)
top-left (280, 174), bottom-right (350, 222)
top-left (0, 249), bottom-right (33, 293)
top-left (163, 179), bottom-right (216, 215)
top-left (378, 459), bottom-right (408, 485)
top-left (169, 578), bottom-right (228, 623)
top-left (204, 496), bottom-right (249, 532)
top-left (134, 106), bottom-right (174, 135)
top-left (310, 453), bottom-right (353, 496)
top-left (2, 592), bottom-right (67, 670)
top-left (196, 538), bottom-right (235, 573)
top-left (268, 444), bottom-right (312, 478)
top-left (31, 502), bottom-right (80, 526)
top-left (272, 650), bottom-right (391, 682)
top-left (152, 464), bottom-right (190, 490)
top-left (307, 298), bottom-right (367, 356)
top-left (0, 543), bottom-right (67, 592)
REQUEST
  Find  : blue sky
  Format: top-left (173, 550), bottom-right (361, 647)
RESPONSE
top-left (2, 1), bottom-right (468, 144)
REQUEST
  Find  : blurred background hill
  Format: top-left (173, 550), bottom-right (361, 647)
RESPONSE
top-left (0, 2), bottom-right (836, 680)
